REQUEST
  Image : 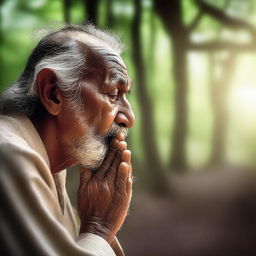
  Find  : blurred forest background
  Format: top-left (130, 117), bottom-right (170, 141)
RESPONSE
top-left (1, 0), bottom-right (256, 255)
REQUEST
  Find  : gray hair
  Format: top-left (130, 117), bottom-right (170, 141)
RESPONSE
top-left (0, 24), bottom-right (124, 116)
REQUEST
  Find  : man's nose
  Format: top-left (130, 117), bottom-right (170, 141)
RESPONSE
top-left (115, 107), bottom-right (135, 128)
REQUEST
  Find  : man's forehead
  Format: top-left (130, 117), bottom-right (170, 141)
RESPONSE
top-left (63, 31), bottom-right (130, 86)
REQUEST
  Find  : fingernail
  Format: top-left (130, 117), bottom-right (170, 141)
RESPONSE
top-left (118, 141), bottom-right (127, 151)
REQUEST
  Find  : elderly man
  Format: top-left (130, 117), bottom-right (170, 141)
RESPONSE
top-left (0, 24), bottom-right (135, 256)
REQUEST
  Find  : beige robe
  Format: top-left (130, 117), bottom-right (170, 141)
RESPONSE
top-left (0, 113), bottom-right (124, 256)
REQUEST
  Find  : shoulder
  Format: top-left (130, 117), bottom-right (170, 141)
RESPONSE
top-left (0, 114), bottom-right (51, 178)
top-left (0, 125), bottom-right (54, 192)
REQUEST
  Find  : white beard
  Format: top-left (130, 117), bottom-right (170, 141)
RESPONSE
top-left (72, 128), bottom-right (107, 170)
top-left (67, 101), bottom-right (127, 170)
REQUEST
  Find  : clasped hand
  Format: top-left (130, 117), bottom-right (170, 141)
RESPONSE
top-left (77, 136), bottom-right (132, 244)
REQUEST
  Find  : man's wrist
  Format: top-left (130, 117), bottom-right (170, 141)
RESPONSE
top-left (80, 216), bottom-right (114, 244)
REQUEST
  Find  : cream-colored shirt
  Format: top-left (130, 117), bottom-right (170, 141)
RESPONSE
top-left (0, 113), bottom-right (119, 256)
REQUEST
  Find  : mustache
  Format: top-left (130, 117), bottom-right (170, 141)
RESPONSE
top-left (105, 124), bottom-right (128, 139)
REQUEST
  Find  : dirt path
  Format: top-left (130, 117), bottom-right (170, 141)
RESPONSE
top-left (118, 170), bottom-right (256, 256)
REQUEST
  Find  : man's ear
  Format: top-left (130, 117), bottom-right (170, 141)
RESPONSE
top-left (36, 68), bottom-right (63, 116)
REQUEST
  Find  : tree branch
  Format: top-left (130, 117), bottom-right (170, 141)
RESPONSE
top-left (187, 10), bottom-right (204, 33)
top-left (195, 0), bottom-right (256, 35)
top-left (189, 40), bottom-right (256, 51)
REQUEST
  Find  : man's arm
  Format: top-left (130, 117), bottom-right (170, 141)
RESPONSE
top-left (0, 146), bottom-right (116, 256)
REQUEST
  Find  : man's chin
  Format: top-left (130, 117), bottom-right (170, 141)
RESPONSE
top-left (73, 128), bottom-right (123, 171)
top-left (81, 136), bottom-right (114, 170)
top-left (80, 160), bottom-right (102, 171)
top-left (73, 135), bottom-right (108, 171)
top-left (79, 151), bottom-right (106, 170)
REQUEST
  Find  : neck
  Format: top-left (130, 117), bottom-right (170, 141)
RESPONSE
top-left (31, 114), bottom-right (77, 173)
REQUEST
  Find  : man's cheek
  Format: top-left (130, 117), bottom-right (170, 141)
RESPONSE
top-left (100, 111), bottom-right (117, 135)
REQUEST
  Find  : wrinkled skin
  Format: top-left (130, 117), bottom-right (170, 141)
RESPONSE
top-left (74, 43), bottom-right (135, 244)
top-left (78, 137), bottom-right (132, 243)
top-left (34, 32), bottom-right (135, 246)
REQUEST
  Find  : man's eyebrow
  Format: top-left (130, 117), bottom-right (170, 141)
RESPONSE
top-left (117, 77), bottom-right (128, 85)
top-left (109, 73), bottom-right (130, 85)
top-left (121, 78), bottom-right (133, 93)
top-left (106, 72), bottom-right (132, 91)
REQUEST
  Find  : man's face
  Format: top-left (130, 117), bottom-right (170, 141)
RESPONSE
top-left (64, 47), bottom-right (135, 169)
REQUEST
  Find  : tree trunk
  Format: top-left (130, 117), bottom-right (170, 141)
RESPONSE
top-left (106, 0), bottom-right (114, 28)
top-left (63, 0), bottom-right (71, 24)
top-left (209, 52), bottom-right (237, 165)
top-left (84, 0), bottom-right (99, 25)
top-left (154, 0), bottom-right (189, 171)
top-left (132, 0), bottom-right (167, 192)
top-left (170, 39), bottom-right (188, 171)
top-left (148, 7), bottom-right (156, 75)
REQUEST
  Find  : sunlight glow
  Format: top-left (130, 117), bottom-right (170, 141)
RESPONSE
top-left (229, 85), bottom-right (256, 117)
top-left (228, 55), bottom-right (256, 121)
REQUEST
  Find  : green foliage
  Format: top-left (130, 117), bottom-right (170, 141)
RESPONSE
top-left (182, 0), bottom-right (199, 26)
top-left (1, 0), bottom-right (256, 172)
top-left (69, 1), bottom-right (85, 23)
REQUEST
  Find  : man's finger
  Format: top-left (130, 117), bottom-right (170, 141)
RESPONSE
top-left (117, 141), bottom-right (127, 152)
top-left (105, 141), bottom-right (127, 181)
top-left (105, 150), bottom-right (121, 181)
top-left (116, 162), bottom-right (130, 194)
top-left (121, 150), bottom-right (133, 196)
top-left (121, 150), bottom-right (131, 165)
top-left (115, 129), bottom-right (127, 141)
top-left (95, 138), bottom-right (119, 178)
top-left (126, 173), bottom-right (133, 197)
top-left (121, 150), bottom-right (132, 180)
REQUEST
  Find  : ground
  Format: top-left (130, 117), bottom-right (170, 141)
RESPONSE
top-left (67, 166), bottom-right (256, 256)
